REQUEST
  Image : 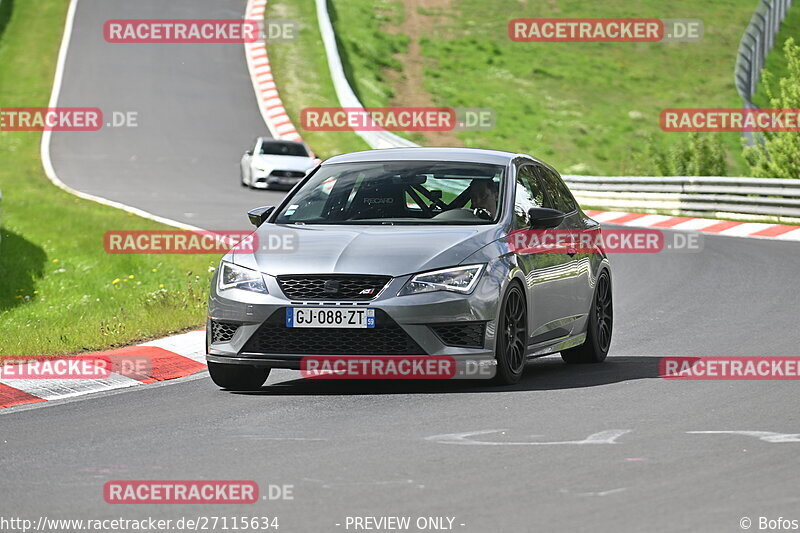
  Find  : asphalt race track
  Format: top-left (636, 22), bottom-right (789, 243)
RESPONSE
top-left (48, 0), bottom-right (286, 230)
top-left (5, 1), bottom-right (800, 532)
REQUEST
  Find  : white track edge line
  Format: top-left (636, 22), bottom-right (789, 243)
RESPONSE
top-left (39, 0), bottom-right (203, 232)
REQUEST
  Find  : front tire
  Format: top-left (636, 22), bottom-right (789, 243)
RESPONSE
top-left (492, 283), bottom-right (528, 385)
top-left (208, 362), bottom-right (270, 390)
top-left (561, 270), bottom-right (612, 364)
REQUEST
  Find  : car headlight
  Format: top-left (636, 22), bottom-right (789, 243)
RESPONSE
top-left (398, 264), bottom-right (485, 296)
top-left (217, 261), bottom-right (268, 294)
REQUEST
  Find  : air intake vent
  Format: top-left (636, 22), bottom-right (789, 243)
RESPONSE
top-left (211, 321), bottom-right (239, 343)
top-left (430, 322), bottom-right (486, 348)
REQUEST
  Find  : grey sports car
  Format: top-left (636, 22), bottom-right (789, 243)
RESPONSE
top-left (207, 148), bottom-right (612, 389)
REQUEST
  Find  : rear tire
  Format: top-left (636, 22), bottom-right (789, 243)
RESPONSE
top-left (561, 270), bottom-right (612, 364)
top-left (492, 283), bottom-right (528, 385)
top-left (208, 362), bottom-right (270, 390)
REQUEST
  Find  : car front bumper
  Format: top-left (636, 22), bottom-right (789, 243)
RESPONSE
top-left (206, 271), bottom-right (504, 373)
top-left (251, 172), bottom-right (305, 189)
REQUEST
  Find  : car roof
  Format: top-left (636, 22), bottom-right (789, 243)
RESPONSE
top-left (323, 147), bottom-right (531, 166)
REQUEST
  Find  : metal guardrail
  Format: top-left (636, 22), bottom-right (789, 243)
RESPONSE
top-left (563, 175), bottom-right (800, 222)
top-left (565, 3), bottom-right (800, 221)
top-left (735, 0), bottom-right (794, 108)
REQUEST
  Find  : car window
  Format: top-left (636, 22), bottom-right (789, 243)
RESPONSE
top-left (260, 141), bottom-right (309, 157)
top-left (537, 166), bottom-right (578, 213)
top-left (281, 175), bottom-right (339, 221)
top-left (274, 161), bottom-right (505, 225)
top-left (513, 165), bottom-right (545, 227)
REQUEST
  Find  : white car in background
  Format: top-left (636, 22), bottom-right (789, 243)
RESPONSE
top-left (240, 138), bottom-right (317, 190)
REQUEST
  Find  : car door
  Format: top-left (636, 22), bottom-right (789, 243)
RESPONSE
top-left (511, 164), bottom-right (577, 346)
top-left (534, 164), bottom-right (590, 329)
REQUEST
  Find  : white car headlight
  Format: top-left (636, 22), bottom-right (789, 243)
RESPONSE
top-left (398, 265), bottom-right (485, 296)
top-left (217, 261), bottom-right (268, 294)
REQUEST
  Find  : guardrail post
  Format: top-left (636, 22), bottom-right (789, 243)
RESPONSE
top-left (734, 0), bottom-right (795, 115)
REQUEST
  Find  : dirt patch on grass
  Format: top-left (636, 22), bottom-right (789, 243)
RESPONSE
top-left (387, 0), bottom-right (462, 147)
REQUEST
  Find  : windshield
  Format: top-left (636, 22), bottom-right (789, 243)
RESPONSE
top-left (260, 141), bottom-right (309, 157)
top-left (274, 161), bottom-right (505, 225)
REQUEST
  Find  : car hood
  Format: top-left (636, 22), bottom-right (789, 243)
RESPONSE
top-left (251, 154), bottom-right (315, 172)
top-left (232, 224), bottom-right (502, 277)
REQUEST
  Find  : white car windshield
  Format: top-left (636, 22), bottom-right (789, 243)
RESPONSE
top-left (259, 141), bottom-right (309, 157)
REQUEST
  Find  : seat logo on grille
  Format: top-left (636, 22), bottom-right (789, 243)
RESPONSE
top-left (323, 280), bottom-right (340, 293)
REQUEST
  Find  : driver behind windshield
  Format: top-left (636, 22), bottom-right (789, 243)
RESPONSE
top-left (469, 178), bottom-right (499, 218)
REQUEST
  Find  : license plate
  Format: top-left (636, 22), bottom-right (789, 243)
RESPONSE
top-left (286, 307), bottom-right (376, 328)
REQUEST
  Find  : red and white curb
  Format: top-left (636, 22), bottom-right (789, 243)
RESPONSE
top-left (244, 0), bottom-right (304, 144)
top-left (585, 210), bottom-right (800, 241)
top-left (8, 0), bottom-right (294, 412)
top-left (0, 331), bottom-right (207, 410)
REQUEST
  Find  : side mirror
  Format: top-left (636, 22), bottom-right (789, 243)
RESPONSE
top-left (245, 150), bottom-right (253, 156)
top-left (528, 207), bottom-right (565, 229)
top-left (248, 206), bottom-right (275, 227)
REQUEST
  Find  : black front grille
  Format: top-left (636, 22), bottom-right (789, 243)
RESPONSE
top-left (430, 322), bottom-right (486, 348)
top-left (211, 320), bottom-right (239, 343)
top-left (242, 308), bottom-right (424, 355)
top-left (271, 170), bottom-right (305, 178)
top-left (277, 275), bottom-right (391, 301)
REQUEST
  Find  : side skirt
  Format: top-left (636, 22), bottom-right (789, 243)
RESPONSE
top-left (526, 333), bottom-right (587, 359)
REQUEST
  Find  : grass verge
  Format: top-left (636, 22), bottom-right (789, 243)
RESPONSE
top-left (0, 0), bottom-right (218, 356)
top-left (326, 0), bottom-right (758, 176)
top-left (327, 0), bottom-right (408, 109)
top-left (267, 0), bottom-right (370, 158)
